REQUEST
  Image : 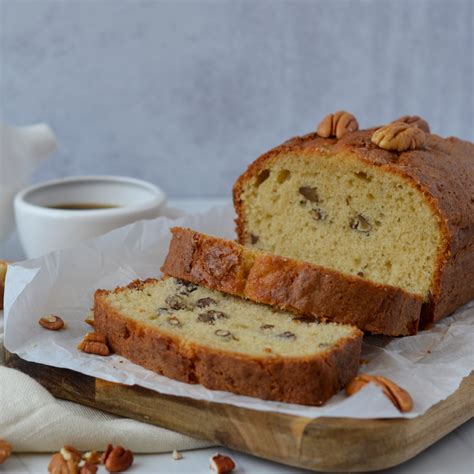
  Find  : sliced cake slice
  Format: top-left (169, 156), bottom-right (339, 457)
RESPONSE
top-left (161, 227), bottom-right (424, 335)
top-left (94, 277), bottom-right (362, 405)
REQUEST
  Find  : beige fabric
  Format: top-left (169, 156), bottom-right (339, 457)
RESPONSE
top-left (0, 314), bottom-right (212, 452)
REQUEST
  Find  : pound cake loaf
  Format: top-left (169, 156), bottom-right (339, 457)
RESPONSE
top-left (233, 114), bottom-right (474, 328)
top-left (162, 227), bottom-right (424, 335)
top-left (94, 277), bottom-right (362, 405)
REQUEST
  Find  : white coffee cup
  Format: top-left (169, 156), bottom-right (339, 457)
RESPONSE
top-left (14, 175), bottom-right (166, 258)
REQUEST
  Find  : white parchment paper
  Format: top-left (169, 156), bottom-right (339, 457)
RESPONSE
top-left (4, 205), bottom-right (474, 419)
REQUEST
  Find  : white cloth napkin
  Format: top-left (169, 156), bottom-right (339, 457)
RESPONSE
top-left (0, 314), bottom-right (212, 453)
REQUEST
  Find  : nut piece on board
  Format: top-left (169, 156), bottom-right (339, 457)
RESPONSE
top-left (60, 445), bottom-right (82, 464)
top-left (77, 332), bottom-right (111, 356)
top-left (48, 452), bottom-right (69, 474)
top-left (0, 438), bottom-right (12, 464)
top-left (172, 449), bottom-right (183, 460)
top-left (47, 445), bottom-right (82, 474)
top-left (79, 462), bottom-right (98, 474)
top-left (48, 451), bottom-right (80, 473)
top-left (391, 115), bottom-right (430, 133)
top-left (102, 444), bottom-right (134, 472)
top-left (371, 122), bottom-right (426, 152)
top-left (346, 374), bottom-right (413, 412)
top-left (316, 111), bottom-right (359, 139)
top-left (39, 314), bottom-right (65, 331)
top-left (82, 450), bottom-right (101, 465)
top-left (210, 453), bottom-right (236, 473)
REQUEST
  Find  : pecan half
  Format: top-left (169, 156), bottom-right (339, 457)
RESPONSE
top-left (48, 452), bottom-right (69, 474)
top-left (391, 115), bottom-right (430, 133)
top-left (371, 122), bottom-right (426, 152)
top-left (210, 453), bottom-right (236, 473)
top-left (102, 445), bottom-right (134, 473)
top-left (0, 438), bottom-right (12, 464)
top-left (316, 111), bottom-right (359, 139)
top-left (375, 375), bottom-right (414, 413)
top-left (39, 314), bottom-right (65, 331)
top-left (48, 447), bottom-right (81, 474)
top-left (346, 374), bottom-right (413, 412)
top-left (77, 333), bottom-right (110, 356)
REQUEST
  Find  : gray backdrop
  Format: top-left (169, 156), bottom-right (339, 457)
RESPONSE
top-left (1, 0), bottom-right (473, 198)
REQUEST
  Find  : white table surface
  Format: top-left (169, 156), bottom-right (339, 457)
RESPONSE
top-left (1, 197), bottom-right (473, 474)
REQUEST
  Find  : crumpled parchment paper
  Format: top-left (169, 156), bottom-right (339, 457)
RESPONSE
top-left (4, 205), bottom-right (473, 419)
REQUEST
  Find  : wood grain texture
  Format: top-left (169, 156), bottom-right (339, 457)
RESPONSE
top-left (5, 351), bottom-right (473, 472)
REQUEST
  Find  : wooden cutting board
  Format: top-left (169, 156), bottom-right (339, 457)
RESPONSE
top-left (5, 351), bottom-right (473, 472)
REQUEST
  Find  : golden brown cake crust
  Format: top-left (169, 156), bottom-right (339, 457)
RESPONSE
top-left (161, 228), bottom-right (424, 336)
top-left (93, 278), bottom-right (362, 406)
top-left (233, 129), bottom-right (474, 327)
